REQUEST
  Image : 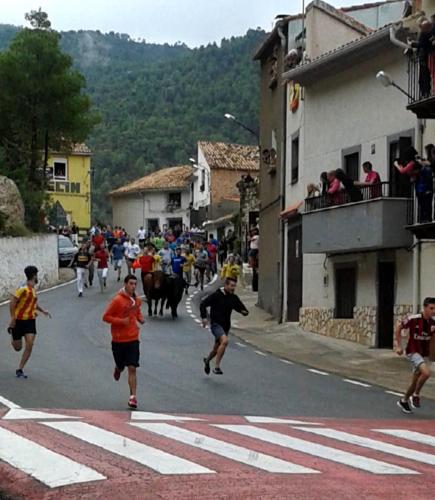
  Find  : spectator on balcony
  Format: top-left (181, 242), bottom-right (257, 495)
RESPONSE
top-left (408, 19), bottom-right (435, 98)
top-left (355, 162), bottom-right (382, 198)
top-left (415, 164), bottom-right (434, 223)
top-left (395, 146), bottom-right (433, 223)
top-left (306, 183), bottom-right (320, 211)
top-left (394, 146), bottom-right (420, 177)
top-left (335, 168), bottom-right (363, 203)
top-left (327, 170), bottom-right (342, 205)
top-left (319, 171), bottom-right (329, 195)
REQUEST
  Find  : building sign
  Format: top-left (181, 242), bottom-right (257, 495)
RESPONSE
top-left (47, 181), bottom-right (81, 194)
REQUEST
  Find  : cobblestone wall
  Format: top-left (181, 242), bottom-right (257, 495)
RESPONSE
top-left (300, 306), bottom-right (377, 346)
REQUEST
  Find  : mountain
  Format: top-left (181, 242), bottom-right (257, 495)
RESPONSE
top-left (0, 25), bottom-right (265, 221)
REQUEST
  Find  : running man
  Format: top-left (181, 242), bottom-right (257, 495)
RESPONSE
top-left (395, 297), bottom-right (435, 413)
top-left (8, 266), bottom-right (51, 378)
top-left (94, 244), bottom-right (110, 292)
top-left (102, 274), bottom-right (145, 409)
top-left (200, 277), bottom-right (248, 375)
top-left (111, 238), bottom-right (125, 282)
top-left (125, 238), bottom-right (140, 275)
top-left (71, 240), bottom-right (93, 297)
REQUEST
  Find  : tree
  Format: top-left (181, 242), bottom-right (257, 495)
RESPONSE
top-left (25, 8), bottom-right (51, 30)
top-left (0, 11), bottom-right (98, 230)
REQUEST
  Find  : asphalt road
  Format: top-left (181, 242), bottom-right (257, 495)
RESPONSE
top-left (1, 268), bottom-right (435, 419)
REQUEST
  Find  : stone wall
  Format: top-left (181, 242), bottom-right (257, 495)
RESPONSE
top-left (0, 234), bottom-right (59, 299)
top-left (300, 306), bottom-right (377, 346)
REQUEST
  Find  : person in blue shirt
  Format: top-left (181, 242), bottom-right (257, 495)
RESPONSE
top-left (171, 247), bottom-right (186, 277)
top-left (111, 239), bottom-right (125, 282)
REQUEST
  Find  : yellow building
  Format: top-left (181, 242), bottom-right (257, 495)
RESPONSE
top-left (46, 144), bottom-right (92, 230)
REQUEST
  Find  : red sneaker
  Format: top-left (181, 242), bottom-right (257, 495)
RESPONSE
top-left (113, 367), bottom-right (121, 381)
top-left (128, 396), bottom-right (137, 409)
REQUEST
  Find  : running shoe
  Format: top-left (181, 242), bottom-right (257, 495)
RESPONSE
top-left (203, 357), bottom-right (210, 375)
top-left (128, 396), bottom-right (137, 409)
top-left (411, 395), bottom-right (421, 408)
top-left (113, 366), bottom-right (121, 381)
top-left (16, 369), bottom-right (28, 379)
top-left (397, 399), bottom-right (412, 414)
top-left (78, 292), bottom-right (83, 297)
top-left (213, 367), bottom-right (223, 375)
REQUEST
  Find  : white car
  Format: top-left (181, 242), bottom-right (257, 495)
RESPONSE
top-left (58, 235), bottom-right (78, 267)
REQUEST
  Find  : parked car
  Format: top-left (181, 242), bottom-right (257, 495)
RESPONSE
top-left (58, 235), bottom-right (78, 267)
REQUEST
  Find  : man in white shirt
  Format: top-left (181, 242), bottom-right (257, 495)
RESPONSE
top-left (137, 226), bottom-right (146, 248)
top-left (124, 238), bottom-right (140, 275)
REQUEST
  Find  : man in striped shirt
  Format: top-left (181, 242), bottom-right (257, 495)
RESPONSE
top-left (8, 266), bottom-right (51, 378)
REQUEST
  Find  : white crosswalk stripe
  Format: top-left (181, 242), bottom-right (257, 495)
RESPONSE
top-left (0, 427), bottom-right (105, 487)
top-left (216, 425), bottom-right (418, 474)
top-left (295, 427), bottom-right (435, 466)
top-left (2, 415), bottom-right (435, 486)
top-left (132, 422), bottom-right (318, 474)
top-left (43, 421), bottom-right (214, 475)
top-left (374, 429), bottom-right (435, 448)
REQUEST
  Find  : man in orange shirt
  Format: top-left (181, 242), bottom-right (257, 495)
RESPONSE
top-left (102, 274), bottom-right (145, 409)
top-left (8, 266), bottom-right (51, 378)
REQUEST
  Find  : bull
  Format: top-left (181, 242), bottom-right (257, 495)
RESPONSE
top-left (142, 271), bottom-right (185, 319)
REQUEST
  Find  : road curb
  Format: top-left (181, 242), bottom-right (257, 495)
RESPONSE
top-left (231, 325), bottom-right (435, 402)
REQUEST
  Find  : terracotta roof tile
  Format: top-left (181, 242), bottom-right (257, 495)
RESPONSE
top-left (110, 165), bottom-right (193, 196)
top-left (198, 141), bottom-right (259, 172)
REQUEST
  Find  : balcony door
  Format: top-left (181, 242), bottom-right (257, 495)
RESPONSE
top-left (389, 137), bottom-right (413, 198)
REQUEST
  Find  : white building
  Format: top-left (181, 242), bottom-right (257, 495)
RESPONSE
top-left (280, 0), bottom-right (435, 347)
top-left (110, 165), bottom-right (194, 237)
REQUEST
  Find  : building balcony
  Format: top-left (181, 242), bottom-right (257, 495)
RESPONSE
top-left (405, 189), bottom-right (435, 239)
top-left (303, 183), bottom-right (413, 254)
top-left (407, 54), bottom-right (435, 119)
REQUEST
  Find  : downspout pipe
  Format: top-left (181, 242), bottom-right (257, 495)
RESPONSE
top-left (412, 236), bottom-right (421, 313)
top-left (278, 25), bottom-right (288, 323)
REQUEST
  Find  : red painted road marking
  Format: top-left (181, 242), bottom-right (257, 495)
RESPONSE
top-left (1, 411), bottom-right (435, 499)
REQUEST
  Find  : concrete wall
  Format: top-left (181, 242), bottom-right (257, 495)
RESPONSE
top-left (194, 147), bottom-right (211, 210)
top-left (47, 153), bottom-right (91, 230)
top-left (257, 36), bottom-right (286, 318)
top-left (112, 190), bottom-right (191, 237)
top-left (302, 198), bottom-right (413, 254)
top-left (208, 169), bottom-right (246, 220)
top-left (286, 48), bottom-right (417, 208)
top-left (0, 234), bottom-right (59, 299)
top-left (305, 4), bottom-right (366, 61)
top-left (301, 248), bottom-right (414, 346)
top-left (420, 242), bottom-right (435, 301)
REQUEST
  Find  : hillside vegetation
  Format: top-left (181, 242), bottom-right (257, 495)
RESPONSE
top-left (0, 25), bottom-right (265, 221)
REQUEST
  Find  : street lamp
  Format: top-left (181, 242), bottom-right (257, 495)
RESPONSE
top-left (224, 112), bottom-right (260, 147)
top-left (376, 70), bottom-right (413, 100)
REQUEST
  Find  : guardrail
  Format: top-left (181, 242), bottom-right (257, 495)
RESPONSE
top-left (305, 182), bottom-right (391, 213)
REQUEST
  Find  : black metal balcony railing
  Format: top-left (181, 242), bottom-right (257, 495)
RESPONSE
top-left (408, 53), bottom-right (435, 105)
top-left (305, 182), bottom-right (391, 213)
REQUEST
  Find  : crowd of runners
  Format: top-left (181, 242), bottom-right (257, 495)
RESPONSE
top-left (5, 221), bottom-right (435, 413)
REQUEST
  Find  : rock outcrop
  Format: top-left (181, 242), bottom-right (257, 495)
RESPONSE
top-left (0, 175), bottom-right (25, 231)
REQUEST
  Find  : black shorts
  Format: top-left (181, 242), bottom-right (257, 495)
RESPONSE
top-left (112, 340), bottom-right (140, 370)
top-left (11, 319), bottom-right (37, 341)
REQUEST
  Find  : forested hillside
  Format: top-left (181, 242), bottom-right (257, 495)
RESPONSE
top-left (0, 25), bottom-right (265, 221)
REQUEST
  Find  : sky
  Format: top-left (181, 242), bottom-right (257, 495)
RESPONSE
top-left (3, 0), bottom-right (374, 47)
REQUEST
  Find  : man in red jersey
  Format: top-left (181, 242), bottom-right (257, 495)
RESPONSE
top-left (395, 297), bottom-right (435, 413)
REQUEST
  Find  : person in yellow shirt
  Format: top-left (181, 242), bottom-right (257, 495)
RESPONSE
top-left (151, 247), bottom-right (161, 272)
top-left (220, 255), bottom-right (240, 281)
top-left (183, 249), bottom-right (196, 288)
top-left (8, 266), bottom-right (51, 378)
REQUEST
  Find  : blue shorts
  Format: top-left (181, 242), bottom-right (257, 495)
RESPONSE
top-left (210, 323), bottom-right (228, 341)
